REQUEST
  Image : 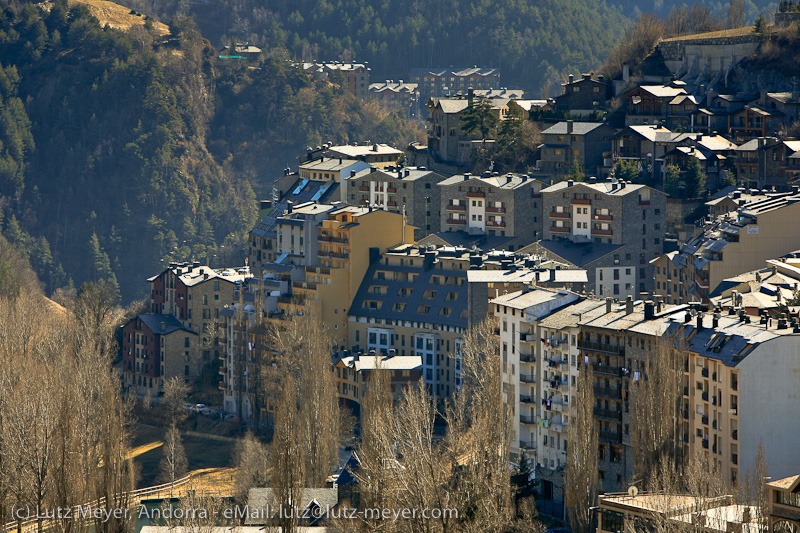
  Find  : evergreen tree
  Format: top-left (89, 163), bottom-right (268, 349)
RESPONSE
top-left (685, 157), bottom-right (707, 198)
top-left (512, 451), bottom-right (536, 497)
top-left (614, 160), bottom-right (641, 183)
top-left (567, 161), bottom-right (586, 182)
top-left (754, 14), bottom-right (768, 39)
top-left (461, 98), bottom-right (499, 140)
top-left (665, 164), bottom-right (681, 197)
top-left (4, 215), bottom-right (28, 261)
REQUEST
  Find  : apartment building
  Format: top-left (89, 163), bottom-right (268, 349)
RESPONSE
top-left (298, 157), bottom-right (371, 181)
top-left (347, 245), bottom-right (469, 403)
top-left (426, 93), bottom-right (510, 165)
top-left (301, 62), bottom-right (370, 99)
top-left (438, 172), bottom-right (545, 248)
top-left (553, 73), bottom-right (611, 117)
top-left (368, 81), bottom-right (420, 118)
top-left (334, 354), bottom-right (423, 412)
top-left (410, 66), bottom-right (500, 104)
top-left (147, 262), bottom-right (247, 358)
top-left (536, 121), bottom-right (615, 180)
top-left (733, 138), bottom-right (800, 190)
top-left (342, 165), bottom-right (446, 238)
top-left (121, 314), bottom-right (199, 399)
top-left (610, 125), bottom-right (699, 183)
top-left (623, 82), bottom-right (689, 126)
top-left (654, 190), bottom-right (800, 303)
top-left (710, 255), bottom-right (800, 315)
top-left (529, 177), bottom-right (666, 299)
top-left (221, 207), bottom-right (414, 424)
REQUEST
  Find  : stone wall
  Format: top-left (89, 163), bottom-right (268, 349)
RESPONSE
top-left (658, 34), bottom-right (760, 77)
top-left (775, 11), bottom-right (800, 28)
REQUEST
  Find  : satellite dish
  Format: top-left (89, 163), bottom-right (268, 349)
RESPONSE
top-left (628, 485), bottom-right (639, 497)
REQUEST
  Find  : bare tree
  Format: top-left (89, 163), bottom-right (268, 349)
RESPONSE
top-left (565, 365), bottom-right (598, 533)
top-left (631, 339), bottom-right (686, 486)
top-left (271, 373), bottom-right (306, 533)
top-left (163, 376), bottom-right (191, 426)
top-left (158, 424), bottom-right (189, 489)
top-left (727, 0), bottom-right (747, 29)
top-left (233, 432), bottom-right (270, 503)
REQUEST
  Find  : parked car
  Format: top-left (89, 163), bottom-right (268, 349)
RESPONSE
top-left (194, 403), bottom-right (206, 412)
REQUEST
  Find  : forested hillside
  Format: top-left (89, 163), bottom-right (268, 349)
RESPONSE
top-left (137, 0), bottom-right (631, 91)
top-left (0, 0), bottom-right (423, 302)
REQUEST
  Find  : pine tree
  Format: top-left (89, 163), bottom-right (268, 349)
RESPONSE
top-left (567, 160), bottom-right (586, 182)
top-left (665, 164), bottom-right (681, 196)
top-left (461, 97), bottom-right (498, 140)
top-left (685, 157), bottom-right (707, 198)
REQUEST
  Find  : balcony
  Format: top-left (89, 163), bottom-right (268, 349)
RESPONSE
top-left (486, 221), bottom-right (506, 227)
top-left (683, 386), bottom-right (689, 396)
top-left (571, 199), bottom-right (591, 205)
top-left (520, 440), bottom-right (537, 450)
top-left (702, 439), bottom-right (709, 449)
top-left (219, 365), bottom-right (227, 375)
top-left (531, 193), bottom-right (542, 199)
top-left (702, 391), bottom-right (709, 401)
top-left (446, 204), bottom-right (466, 211)
top-left (387, 187), bottom-right (397, 193)
top-left (387, 201), bottom-right (397, 207)
top-left (712, 372), bottom-right (717, 382)
top-left (594, 385), bottom-right (623, 399)
top-left (520, 395), bottom-right (534, 404)
top-left (446, 218), bottom-right (467, 225)
top-left (732, 429), bottom-right (738, 440)
top-left (599, 429), bottom-right (622, 442)
top-left (486, 206), bottom-right (506, 213)
top-left (732, 453), bottom-right (738, 465)
top-left (318, 234), bottom-right (349, 244)
top-left (593, 214), bottom-right (613, 221)
top-left (359, 186), bottom-right (369, 191)
top-left (292, 281), bottom-right (318, 290)
top-left (683, 409), bottom-right (689, 419)
top-left (550, 226), bottom-right (570, 233)
top-left (466, 191), bottom-right (485, 198)
top-left (549, 211), bottom-right (571, 218)
top-left (520, 374), bottom-right (536, 384)
top-left (702, 415), bottom-right (709, 425)
top-left (520, 332), bottom-right (535, 343)
top-left (592, 363), bottom-right (625, 377)
top-left (218, 381), bottom-right (226, 390)
top-left (591, 228), bottom-right (613, 236)
top-left (318, 250), bottom-right (350, 260)
top-left (701, 367), bottom-right (709, 378)
top-left (638, 200), bottom-right (651, 206)
top-left (520, 415), bottom-right (536, 425)
top-left (520, 353), bottom-right (536, 363)
top-left (594, 407), bottom-right (623, 420)
top-left (578, 339), bottom-right (625, 356)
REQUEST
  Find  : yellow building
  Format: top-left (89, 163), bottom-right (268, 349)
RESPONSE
top-left (334, 354), bottom-right (423, 413)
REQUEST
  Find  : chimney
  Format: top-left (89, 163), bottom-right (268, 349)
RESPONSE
top-left (464, 172), bottom-right (471, 181)
top-left (625, 295), bottom-right (633, 314)
top-left (589, 176), bottom-right (597, 184)
top-left (468, 87), bottom-right (474, 106)
top-left (350, 169), bottom-right (357, 177)
top-left (598, 75), bottom-right (604, 83)
top-left (260, 200), bottom-right (272, 210)
top-left (583, 73), bottom-right (591, 80)
top-left (605, 297), bottom-right (612, 313)
top-left (566, 120), bottom-right (573, 134)
top-left (712, 313), bottom-right (720, 329)
top-left (506, 175), bottom-right (513, 184)
top-left (655, 296), bottom-right (663, 313)
top-left (372, 144), bottom-right (378, 152)
top-left (684, 311), bottom-right (691, 324)
top-left (568, 74), bottom-right (574, 84)
top-left (161, 322), bottom-right (166, 332)
top-left (696, 313), bottom-right (704, 331)
top-left (742, 508), bottom-right (751, 524)
top-left (423, 251), bottom-right (436, 271)
top-left (567, 179), bottom-right (575, 187)
top-left (644, 300), bottom-right (655, 320)
top-left (287, 201), bottom-right (293, 214)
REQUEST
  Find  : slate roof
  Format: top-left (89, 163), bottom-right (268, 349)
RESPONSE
top-left (490, 287), bottom-right (577, 310)
top-left (137, 314), bottom-right (195, 335)
top-left (537, 298), bottom-right (607, 330)
top-left (349, 261), bottom-right (469, 329)
top-left (534, 240), bottom-right (624, 268)
top-left (541, 178), bottom-right (651, 196)
top-left (541, 122), bottom-right (607, 136)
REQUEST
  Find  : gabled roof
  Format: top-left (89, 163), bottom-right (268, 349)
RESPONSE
top-left (633, 85), bottom-right (687, 98)
top-left (541, 122), bottom-right (608, 136)
top-left (136, 314), bottom-right (195, 335)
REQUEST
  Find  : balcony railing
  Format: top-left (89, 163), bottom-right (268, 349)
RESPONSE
top-left (520, 395), bottom-right (534, 404)
top-left (520, 374), bottom-right (536, 384)
top-left (701, 367), bottom-right (709, 378)
top-left (520, 353), bottom-right (536, 363)
top-left (520, 332), bottom-right (535, 343)
top-left (702, 439), bottom-right (709, 449)
top-left (486, 206), bottom-right (506, 213)
top-left (702, 415), bottom-right (709, 425)
top-left (702, 391), bottom-right (709, 401)
top-left (550, 226), bottom-right (569, 233)
top-left (318, 234), bottom-right (349, 244)
top-left (592, 363), bottom-right (625, 376)
top-left (578, 339), bottom-right (625, 356)
top-left (593, 214), bottom-right (613, 221)
top-left (218, 381), bottom-right (226, 390)
top-left (486, 221), bottom-right (506, 227)
top-left (599, 430), bottom-right (622, 442)
top-left (520, 440), bottom-right (537, 450)
top-left (466, 191), bottom-right (485, 198)
top-left (594, 407), bottom-right (623, 420)
top-left (732, 429), bottom-right (738, 440)
top-left (446, 218), bottom-right (466, 225)
top-left (520, 415), bottom-right (536, 425)
top-left (446, 204), bottom-right (466, 211)
top-left (732, 453), bottom-right (738, 465)
top-left (594, 385), bottom-right (623, 399)
top-left (591, 228), bottom-right (613, 235)
top-left (571, 199), bottom-right (591, 205)
top-left (549, 211), bottom-right (571, 218)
